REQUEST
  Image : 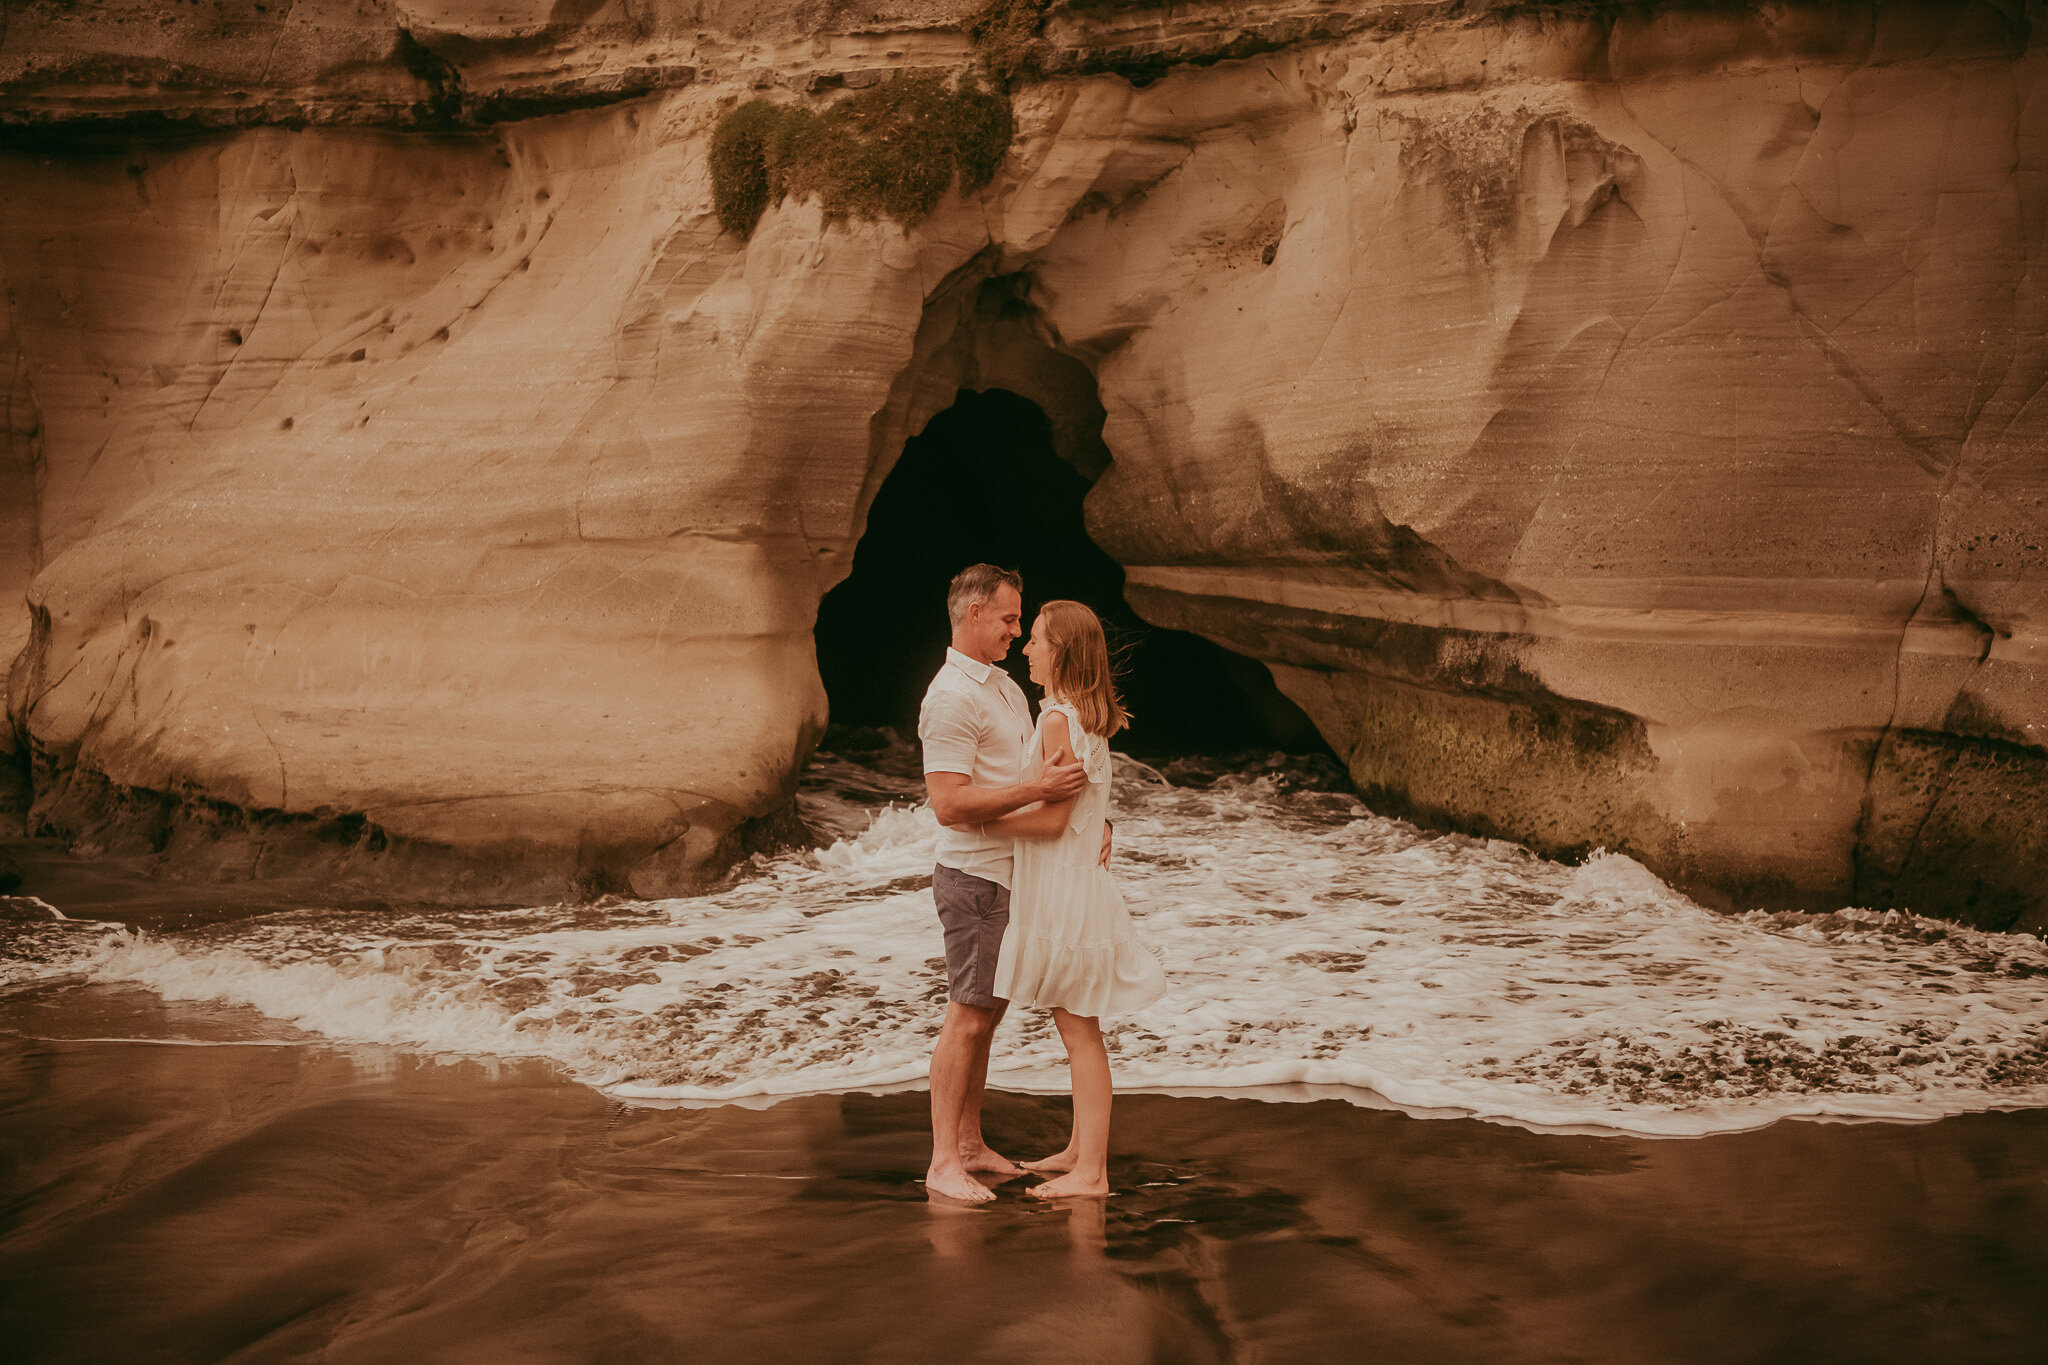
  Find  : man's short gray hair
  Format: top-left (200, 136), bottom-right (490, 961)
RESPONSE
top-left (947, 563), bottom-right (1023, 627)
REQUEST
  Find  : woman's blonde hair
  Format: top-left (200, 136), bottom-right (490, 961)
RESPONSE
top-left (1035, 599), bottom-right (1129, 739)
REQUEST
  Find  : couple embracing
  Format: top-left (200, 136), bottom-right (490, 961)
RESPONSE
top-left (918, 563), bottom-right (1166, 1203)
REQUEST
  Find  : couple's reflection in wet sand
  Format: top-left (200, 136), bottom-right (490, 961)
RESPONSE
top-left (925, 1174), bottom-right (1110, 1256)
top-left (914, 1149), bottom-right (1294, 1361)
top-left (922, 1174), bottom-right (1213, 1361)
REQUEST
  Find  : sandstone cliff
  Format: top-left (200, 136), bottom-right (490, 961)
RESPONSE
top-left (4, 1), bottom-right (2045, 928)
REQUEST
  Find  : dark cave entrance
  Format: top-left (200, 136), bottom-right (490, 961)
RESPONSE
top-left (813, 388), bottom-right (1325, 758)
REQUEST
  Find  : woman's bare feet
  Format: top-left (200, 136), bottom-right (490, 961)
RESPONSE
top-left (1029, 1170), bottom-right (1111, 1199)
top-left (924, 1165), bottom-right (996, 1203)
top-left (1020, 1148), bottom-right (1078, 1174)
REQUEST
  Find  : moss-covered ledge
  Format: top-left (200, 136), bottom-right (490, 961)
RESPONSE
top-left (710, 75), bottom-right (1013, 238)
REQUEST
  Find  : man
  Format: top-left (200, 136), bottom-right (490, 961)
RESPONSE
top-left (918, 563), bottom-right (1088, 1203)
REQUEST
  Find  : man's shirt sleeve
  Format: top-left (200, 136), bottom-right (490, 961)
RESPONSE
top-left (919, 689), bottom-right (981, 777)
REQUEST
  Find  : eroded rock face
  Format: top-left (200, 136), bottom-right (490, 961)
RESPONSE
top-left (4, 1), bottom-right (2045, 925)
top-left (2, 110), bottom-right (836, 898)
top-left (1051, 6), bottom-right (2048, 932)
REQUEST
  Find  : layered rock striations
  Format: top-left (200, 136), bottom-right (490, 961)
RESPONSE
top-left (3, 0), bottom-right (2045, 926)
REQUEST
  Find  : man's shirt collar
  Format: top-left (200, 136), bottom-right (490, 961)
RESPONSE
top-left (945, 647), bottom-right (997, 685)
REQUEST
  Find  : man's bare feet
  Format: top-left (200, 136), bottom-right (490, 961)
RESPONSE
top-left (1020, 1149), bottom-right (1077, 1173)
top-left (959, 1144), bottom-right (1025, 1175)
top-left (1029, 1171), bottom-right (1110, 1199)
top-left (924, 1167), bottom-right (996, 1203)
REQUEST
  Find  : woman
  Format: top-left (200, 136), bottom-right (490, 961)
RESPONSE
top-left (988, 599), bottom-right (1167, 1198)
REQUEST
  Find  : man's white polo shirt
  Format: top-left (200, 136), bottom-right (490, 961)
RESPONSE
top-left (919, 646), bottom-right (1034, 889)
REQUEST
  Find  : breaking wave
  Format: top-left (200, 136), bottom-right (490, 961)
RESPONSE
top-left (8, 742), bottom-right (2048, 1137)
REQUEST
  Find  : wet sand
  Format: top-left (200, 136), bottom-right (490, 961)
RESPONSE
top-left (5, 986), bottom-right (2046, 1364)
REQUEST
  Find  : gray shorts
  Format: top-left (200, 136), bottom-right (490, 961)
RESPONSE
top-left (932, 863), bottom-right (1010, 1008)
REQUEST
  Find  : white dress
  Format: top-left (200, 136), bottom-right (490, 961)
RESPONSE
top-left (993, 698), bottom-right (1167, 1018)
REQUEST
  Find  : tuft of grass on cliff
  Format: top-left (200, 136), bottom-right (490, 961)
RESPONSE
top-left (710, 75), bottom-right (1014, 239)
top-left (709, 99), bottom-right (795, 241)
top-left (967, 0), bottom-right (1051, 85)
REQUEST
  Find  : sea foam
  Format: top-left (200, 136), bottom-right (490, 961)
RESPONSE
top-left (11, 747), bottom-right (2048, 1137)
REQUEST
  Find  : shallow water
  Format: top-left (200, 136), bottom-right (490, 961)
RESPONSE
top-left (3, 1001), bottom-right (2045, 1364)
top-left (6, 741), bottom-right (2047, 1136)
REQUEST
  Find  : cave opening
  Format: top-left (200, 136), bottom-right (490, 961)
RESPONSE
top-left (813, 388), bottom-right (1325, 759)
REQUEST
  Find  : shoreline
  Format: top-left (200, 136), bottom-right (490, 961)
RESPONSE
top-left (11, 977), bottom-right (2047, 1144)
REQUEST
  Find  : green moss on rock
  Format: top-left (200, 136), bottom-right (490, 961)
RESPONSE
top-left (709, 76), bottom-right (1014, 239)
top-left (709, 99), bottom-right (793, 238)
